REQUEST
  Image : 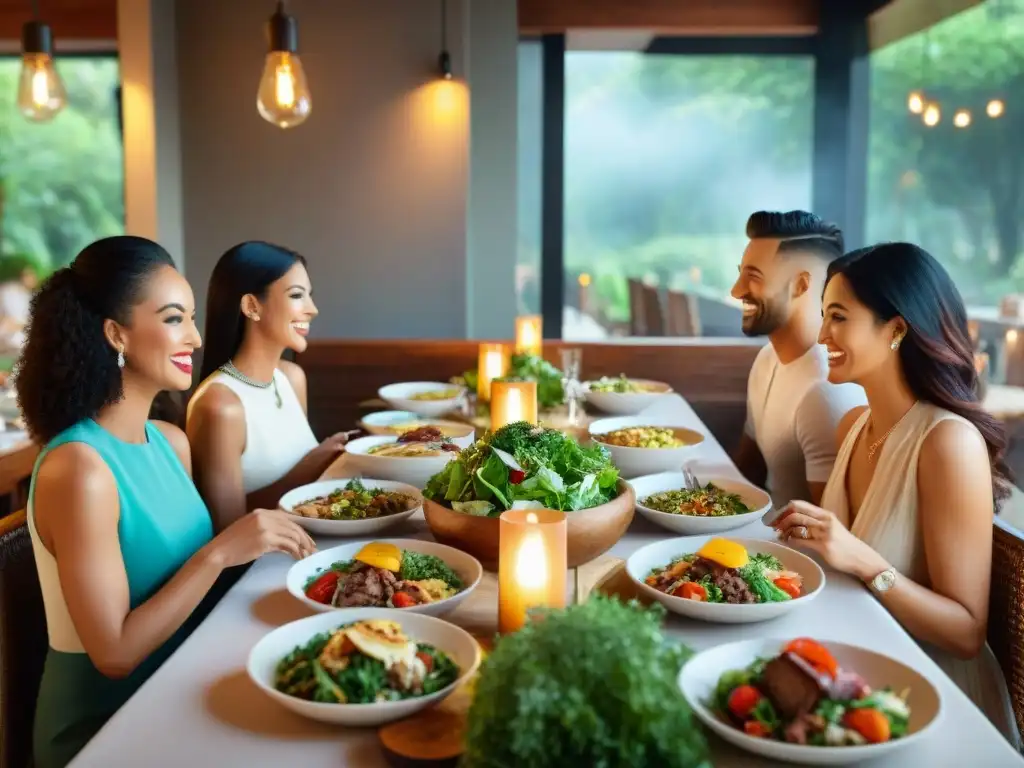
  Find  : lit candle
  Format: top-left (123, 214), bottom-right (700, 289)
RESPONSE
top-left (490, 379), bottom-right (538, 428)
top-left (498, 509), bottom-right (567, 633)
top-left (477, 343), bottom-right (510, 402)
top-left (515, 315), bottom-right (542, 356)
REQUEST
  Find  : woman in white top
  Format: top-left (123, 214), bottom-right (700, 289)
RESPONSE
top-left (772, 242), bottom-right (1020, 748)
top-left (186, 242), bottom-right (348, 532)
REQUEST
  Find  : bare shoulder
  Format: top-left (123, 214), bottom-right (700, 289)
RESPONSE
top-left (152, 421), bottom-right (192, 473)
top-left (35, 442), bottom-right (117, 531)
top-left (837, 405), bottom-right (869, 447)
top-left (188, 382), bottom-right (245, 427)
top-left (277, 359), bottom-right (306, 392)
top-left (920, 417), bottom-right (988, 472)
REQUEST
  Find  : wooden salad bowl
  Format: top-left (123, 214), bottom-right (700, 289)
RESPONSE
top-left (423, 480), bottom-right (636, 571)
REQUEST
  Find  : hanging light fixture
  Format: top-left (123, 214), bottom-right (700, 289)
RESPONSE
top-left (953, 109), bottom-right (971, 128)
top-left (922, 103), bottom-right (940, 127)
top-left (987, 98), bottom-right (1005, 118)
top-left (438, 0), bottom-right (452, 79)
top-left (18, 1), bottom-right (66, 122)
top-left (256, 1), bottom-right (311, 128)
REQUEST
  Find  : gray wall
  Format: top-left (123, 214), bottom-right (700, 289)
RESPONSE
top-left (172, 0), bottom-right (516, 339)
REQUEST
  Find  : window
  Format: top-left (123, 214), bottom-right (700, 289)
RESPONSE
top-left (562, 52), bottom-right (814, 338)
top-left (517, 39), bottom-right (543, 316)
top-left (866, 0), bottom-right (1024, 312)
top-left (0, 56), bottom-right (123, 281)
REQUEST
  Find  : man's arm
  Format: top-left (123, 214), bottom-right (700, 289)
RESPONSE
top-left (733, 410), bottom-right (768, 488)
top-left (794, 382), bottom-right (867, 504)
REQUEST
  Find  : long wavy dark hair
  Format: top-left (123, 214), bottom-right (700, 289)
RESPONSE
top-left (827, 242), bottom-right (1010, 506)
top-left (198, 241), bottom-right (306, 383)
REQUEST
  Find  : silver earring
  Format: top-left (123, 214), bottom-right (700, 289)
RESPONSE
top-left (891, 336), bottom-right (902, 351)
top-left (117, 349), bottom-right (125, 368)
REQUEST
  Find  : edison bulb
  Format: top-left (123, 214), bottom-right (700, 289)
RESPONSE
top-left (907, 91), bottom-right (925, 114)
top-left (256, 51), bottom-right (311, 128)
top-left (987, 99), bottom-right (1005, 118)
top-left (18, 51), bottom-right (65, 121)
top-left (953, 109), bottom-right (971, 128)
top-left (923, 103), bottom-right (940, 127)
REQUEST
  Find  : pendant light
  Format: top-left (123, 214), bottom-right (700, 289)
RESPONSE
top-left (18, 1), bottom-right (66, 122)
top-left (438, 0), bottom-right (452, 79)
top-left (256, 1), bottom-right (311, 128)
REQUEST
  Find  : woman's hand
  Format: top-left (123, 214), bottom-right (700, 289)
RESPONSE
top-left (771, 500), bottom-right (885, 580)
top-left (206, 508), bottom-right (317, 568)
top-left (301, 432), bottom-right (351, 468)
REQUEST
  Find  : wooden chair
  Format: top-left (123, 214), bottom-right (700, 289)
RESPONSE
top-left (666, 290), bottom-right (702, 337)
top-left (627, 279), bottom-right (647, 336)
top-left (0, 510), bottom-right (46, 768)
top-left (989, 516), bottom-right (1024, 740)
top-left (640, 283), bottom-right (664, 337)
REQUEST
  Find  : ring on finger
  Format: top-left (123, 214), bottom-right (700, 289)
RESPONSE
top-left (791, 525), bottom-right (809, 540)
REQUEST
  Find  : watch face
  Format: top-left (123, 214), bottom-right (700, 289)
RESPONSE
top-left (874, 570), bottom-right (896, 592)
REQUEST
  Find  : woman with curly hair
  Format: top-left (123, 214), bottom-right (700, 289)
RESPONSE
top-left (16, 236), bottom-right (316, 768)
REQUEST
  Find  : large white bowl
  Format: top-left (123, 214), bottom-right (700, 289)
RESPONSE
top-left (247, 607), bottom-right (482, 726)
top-left (344, 436), bottom-right (464, 489)
top-left (679, 637), bottom-right (943, 765)
top-left (589, 416), bottom-right (706, 478)
top-left (278, 478), bottom-right (422, 536)
top-left (583, 378), bottom-right (673, 415)
top-left (629, 471), bottom-right (771, 535)
top-left (378, 382), bottom-right (467, 418)
top-left (359, 411), bottom-right (475, 442)
top-left (286, 538), bottom-right (483, 617)
top-left (626, 536), bottom-right (824, 623)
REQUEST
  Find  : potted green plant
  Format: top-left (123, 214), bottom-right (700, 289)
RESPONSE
top-left (462, 596), bottom-right (712, 768)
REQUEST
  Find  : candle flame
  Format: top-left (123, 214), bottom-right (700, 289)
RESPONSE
top-left (516, 529), bottom-right (547, 589)
top-left (526, 512), bottom-right (538, 524)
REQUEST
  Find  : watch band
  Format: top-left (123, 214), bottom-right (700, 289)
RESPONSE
top-left (869, 567), bottom-right (897, 595)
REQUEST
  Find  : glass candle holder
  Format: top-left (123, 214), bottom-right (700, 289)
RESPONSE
top-left (477, 343), bottom-right (510, 402)
top-left (490, 379), bottom-right (538, 428)
top-left (498, 509), bottom-right (567, 633)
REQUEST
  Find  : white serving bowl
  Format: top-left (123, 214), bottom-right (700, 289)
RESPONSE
top-left (359, 411), bottom-right (475, 443)
top-left (344, 436), bottom-right (463, 489)
top-left (286, 538), bottom-right (482, 617)
top-left (626, 536), bottom-right (824, 624)
top-left (629, 471), bottom-right (771, 535)
top-left (278, 478), bottom-right (422, 536)
top-left (582, 378), bottom-right (673, 415)
top-left (679, 637), bottom-right (943, 765)
top-left (589, 416), bottom-right (706, 478)
top-left (378, 382), bottom-right (467, 418)
top-left (247, 607), bottom-right (482, 726)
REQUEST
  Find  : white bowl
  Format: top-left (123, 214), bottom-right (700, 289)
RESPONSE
top-left (359, 411), bottom-right (475, 442)
top-left (629, 471), bottom-right (771, 535)
top-left (286, 538), bottom-right (482, 617)
top-left (278, 478), bottom-right (422, 536)
top-left (626, 536), bottom-right (824, 623)
top-left (247, 607), bottom-right (482, 726)
top-left (679, 637), bottom-right (943, 765)
top-left (589, 416), bottom-right (706, 478)
top-left (344, 436), bottom-right (464, 489)
top-left (378, 382), bottom-right (467, 418)
top-left (583, 378), bottom-right (673, 415)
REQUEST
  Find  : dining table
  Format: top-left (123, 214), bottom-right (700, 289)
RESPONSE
top-left (69, 395), bottom-right (1024, 767)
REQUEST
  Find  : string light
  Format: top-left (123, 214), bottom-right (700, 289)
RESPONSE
top-left (907, 91), bottom-right (925, 114)
top-left (922, 103), bottom-right (940, 127)
top-left (987, 99), bottom-right (1005, 118)
top-left (953, 109), bottom-right (971, 128)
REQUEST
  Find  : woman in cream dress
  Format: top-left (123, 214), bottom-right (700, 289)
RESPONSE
top-left (772, 242), bottom-right (1021, 748)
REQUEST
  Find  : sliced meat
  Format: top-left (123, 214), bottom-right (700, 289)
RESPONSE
top-left (759, 653), bottom-right (828, 719)
top-left (830, 669), bottom-right (871, 700)
top-left (784, 714), bottom-right (826, 745)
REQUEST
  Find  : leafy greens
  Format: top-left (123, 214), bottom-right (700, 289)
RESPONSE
top-left (423, 421), bottom-right (620, 515)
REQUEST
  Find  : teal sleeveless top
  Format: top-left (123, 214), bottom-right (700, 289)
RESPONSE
top-left (27, 420), bottom-right (215, 768)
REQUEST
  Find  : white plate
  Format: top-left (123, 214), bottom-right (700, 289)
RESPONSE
top-left (629, 471), bottom-right (770, 535)
top-left (679, 637), bottom-right (943, 765)
top-left (247, 607), bottom-right (482, 726)
top-left (582, 378), bottom-right (672, 415)
top-left (278, 478), bottom-right (422, 536)
top-left (626, 536), bottom-right (824, 623)
top-left (344, 436), bottom-right (465, 489)
top-left (589, 416), bottom-right (705, 478)
top-left (378, 381), bottom-right (467, 418)
top-left (286, 538), bottom-right (482, 617)
top-left (359, 411), bottom-right (475, 441)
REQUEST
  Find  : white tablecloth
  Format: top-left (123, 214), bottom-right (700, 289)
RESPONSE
top-left (69, 396), bottom-right (1024, 767)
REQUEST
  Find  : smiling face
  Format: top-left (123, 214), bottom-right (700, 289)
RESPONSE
top-left (244, 261), bottom-right (317, 353)
top-left (819, 273), bottom-right (905, 385)
top-left (731, 238), bottom-right (797, 336)
top-left (104, 264), bottom-right (202, 392)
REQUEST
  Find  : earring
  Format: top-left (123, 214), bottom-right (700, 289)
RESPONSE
top-left (253, 314), bottom-right (260, 322)
top-left (891, 335), bottom-right (902, 351)
top-left (117, 348), bottom-right (125, 368)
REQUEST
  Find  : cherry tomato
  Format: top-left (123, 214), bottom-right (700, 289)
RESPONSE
top-left (673, 581), bottom-right (708, 601)
top-left (728, 684), bottom-right (763, 720)
top-left (392, 591), bottom-right (418, 608)
top-left (416, 651), bottom-right (434, 672)
top-left (844, 708), bottom-right (891, 743)
top-left (304, 571), bottom-right (340, 604)
top-left (508, 469), bottom-right (526, 484)
top-left (774, 576), bottom-right (802, 599)
top-left (784, 638), bottom-right (839, 678)
top-left (743, 721), bottom-right (770, 738)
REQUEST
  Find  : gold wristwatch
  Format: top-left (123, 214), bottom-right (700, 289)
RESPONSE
top-left (869, 567), bottom-right (897, 595)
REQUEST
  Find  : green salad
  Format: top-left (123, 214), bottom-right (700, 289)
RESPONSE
top-left (423, 421), bottom-right (620, 516)
top-left (459, 353), bottom-right (565, 409)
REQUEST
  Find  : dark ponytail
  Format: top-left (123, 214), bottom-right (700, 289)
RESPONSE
top-left (826, 243), bottom-right (1011, 507)
top-left (14, 236), bottom-right (176, 444)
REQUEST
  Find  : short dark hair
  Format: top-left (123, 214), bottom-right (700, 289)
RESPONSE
top-left (15, 236), bottom-right (177, 443)
top-left (746, 210), bottom-right (844, 262)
